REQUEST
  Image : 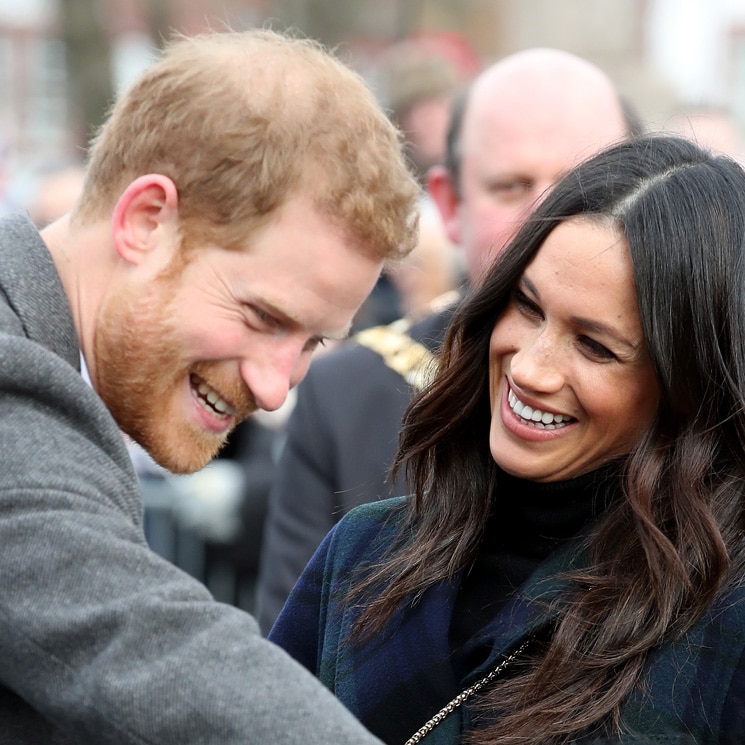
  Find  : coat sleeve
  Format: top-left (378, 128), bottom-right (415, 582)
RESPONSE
top-left (0, 335), bottom-right (382, 745)
top-left (268, 497), bottom-right (409, 682)
top-left (267, 525), bottom-right (335, 674)
top-left (256, 342), bottom-right (415, 634)
top-left (255, 359), bottom-right (342, 633)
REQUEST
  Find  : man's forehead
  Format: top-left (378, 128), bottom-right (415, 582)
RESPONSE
top-left (460, 55), bottom-right (627, 161)
top-left (461, 122), bottom-right (581, 173)
top-left (461, 99), bottom-right (625, 177)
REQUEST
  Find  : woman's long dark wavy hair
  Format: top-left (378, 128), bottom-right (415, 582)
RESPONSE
top-left (350, 135), bottom-right (745, 743)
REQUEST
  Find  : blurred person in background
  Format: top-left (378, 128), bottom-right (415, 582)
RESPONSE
top-left (386, 197), bottom-right (463, 324)
top-left (256, 47), bottom-right (642, 633)
top-left (24, 160), bottom-right (86, 227)
top-left (373, 33), bottom-right (479, 185)
top-left (0, 27), bottom-right (419, 744)
top-left (351, 34), bottom-right (479, 332)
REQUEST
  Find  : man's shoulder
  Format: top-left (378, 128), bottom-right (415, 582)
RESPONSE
top-left (0, 331), bottom-right (81, 390)
top-left (306, 303), bottom-right (456, 387)
top-left (0, 333), bottom-right (138, 511)
top-left (407, 298), bottom-right (458, 349)
top-left (0, 212), bottom-right (79, 366)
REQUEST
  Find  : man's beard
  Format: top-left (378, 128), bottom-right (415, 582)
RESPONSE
top-left (93, 270), bottom-right (256, 474)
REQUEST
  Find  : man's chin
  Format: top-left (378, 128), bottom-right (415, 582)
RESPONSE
top-left (136, 430), bottom-right (229, 475)
top-left (160, 455), bottom-right (215, 476)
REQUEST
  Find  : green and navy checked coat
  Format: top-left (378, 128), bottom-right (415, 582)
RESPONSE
top-left (270, 496), bottom-right (745, 744)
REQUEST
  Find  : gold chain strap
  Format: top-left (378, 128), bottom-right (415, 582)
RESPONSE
top-left (404, 639), bottom-right (532, 745)
top-left (354, 319), bottom-right (437, 391)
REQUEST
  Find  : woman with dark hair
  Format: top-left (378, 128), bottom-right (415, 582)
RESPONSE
top-left (269, 135), bottom-right (745, 744)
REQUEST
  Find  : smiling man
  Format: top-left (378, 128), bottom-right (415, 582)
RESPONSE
top-left (0, 28), bottom-right (418, 745)
top-left (82, 191), bottom-right (380, 474)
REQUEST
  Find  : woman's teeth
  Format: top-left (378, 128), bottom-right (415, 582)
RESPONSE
top-left (508, 388), bottom-right (572, 429)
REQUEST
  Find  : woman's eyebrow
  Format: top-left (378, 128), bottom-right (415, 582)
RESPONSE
top-left (571, 315), bottom-right (639, 350)
top-left (521, 276), bottom-right (638, 351)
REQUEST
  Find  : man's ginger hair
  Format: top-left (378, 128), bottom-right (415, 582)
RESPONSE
top-left (77, 28), bottom-right (420, 260)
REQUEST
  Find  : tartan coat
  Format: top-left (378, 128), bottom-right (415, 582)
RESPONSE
top-left (270, 496), bottom-right (745, 745)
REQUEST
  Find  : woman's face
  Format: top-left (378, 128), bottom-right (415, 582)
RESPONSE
top-left (488, 216), bottom-right (659, 482)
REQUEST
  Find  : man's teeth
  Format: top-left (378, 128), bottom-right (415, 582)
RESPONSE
top-left (196, 380), bottom-right (233, 417)
top-left (508, 388), bottom-right (571, 430)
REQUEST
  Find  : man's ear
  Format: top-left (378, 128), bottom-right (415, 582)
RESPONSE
top-left (427, 165), bottom-right (462, 246)
top-left (111, 175), bottom-right (179, 266)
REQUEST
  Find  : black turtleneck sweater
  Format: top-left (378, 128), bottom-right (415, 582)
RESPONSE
top-left (449, 465), bottom-right (620, 680)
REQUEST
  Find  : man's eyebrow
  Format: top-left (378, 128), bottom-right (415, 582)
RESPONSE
top-left (520, 276), bottom-right (639, 351)
top-left (252, 298), bottom-right (351, 342)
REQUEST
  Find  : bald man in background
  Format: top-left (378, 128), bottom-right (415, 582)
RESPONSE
top-left (256, 48), bottom-right (644, 632)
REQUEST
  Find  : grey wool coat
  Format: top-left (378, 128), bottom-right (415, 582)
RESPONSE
top-left (0, 212), bottom-right (382, 744)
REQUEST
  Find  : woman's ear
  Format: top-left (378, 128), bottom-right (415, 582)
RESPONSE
top-left (427, 165), bottom-right (463, 246)
top-left (111, 174), bottom-right (179, 266)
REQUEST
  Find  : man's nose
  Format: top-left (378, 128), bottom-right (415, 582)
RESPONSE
top-left (239, 341), bottom-right (310, 412)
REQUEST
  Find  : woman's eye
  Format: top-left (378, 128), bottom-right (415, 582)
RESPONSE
top-left (512, 290), bottom-right (542, 319)
top-left (579, 336), bottom-right (616, 361)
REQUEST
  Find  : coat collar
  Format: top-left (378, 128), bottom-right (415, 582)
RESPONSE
top-left (459, 534), bottom-right (589, 685)
top-left (0, 211), bottom-right (79, 369)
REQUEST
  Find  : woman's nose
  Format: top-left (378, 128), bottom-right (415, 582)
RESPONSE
top-left (509, 332), bottom-right (564, 394)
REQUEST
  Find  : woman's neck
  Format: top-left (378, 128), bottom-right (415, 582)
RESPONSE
top-left (487, 463), bottom-right (622, 559)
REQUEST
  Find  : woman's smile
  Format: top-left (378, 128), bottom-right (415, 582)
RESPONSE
top-left (488, 216), bottom-right (659, 482)
top-left (499, 378), bottom-right (577, 445)
top-left (506, 380), bottom-right (575, 429)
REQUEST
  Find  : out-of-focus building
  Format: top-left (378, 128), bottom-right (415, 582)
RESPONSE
top-left (2, 0), bottom-right (745, 206)
top-left (0, 0), bottom-right (268, 205)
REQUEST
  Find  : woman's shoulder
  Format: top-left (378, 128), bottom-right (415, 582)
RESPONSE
top-left (341, 495), bottom-right (410, 524)
top-left (712, 574), bottom-right (745, 632)
top-left (325, 496), bottom-right (411, 565)
top-left (335, 495), bottom-right (411, 539)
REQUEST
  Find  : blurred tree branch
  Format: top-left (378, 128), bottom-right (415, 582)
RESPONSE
top-left (269, 0), bottom-right (420, 47)
top-left (59, 0), bottom-right (114, 150)
top-left (147, 0), bottom-right (172, 49)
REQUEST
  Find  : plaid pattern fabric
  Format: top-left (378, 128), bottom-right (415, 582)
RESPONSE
top-left (270, 497), bottom-right (745, 744)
